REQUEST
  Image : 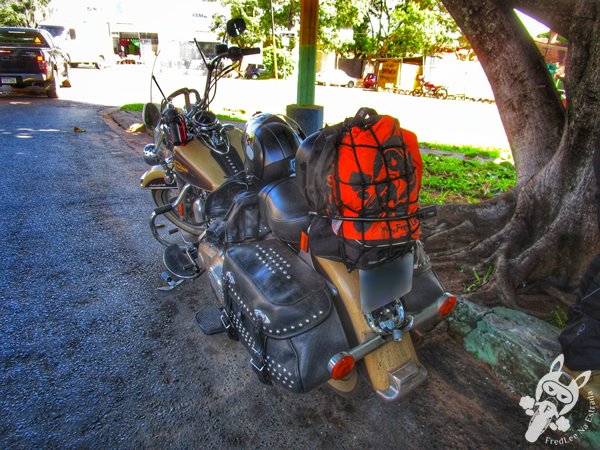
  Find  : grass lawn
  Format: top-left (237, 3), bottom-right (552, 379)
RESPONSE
top-left (120, 103), bottom-right (144, 112)
top-left (420, 153), bottom-right (515, 205)
top-left (121, 102), bottom-right (516, 204)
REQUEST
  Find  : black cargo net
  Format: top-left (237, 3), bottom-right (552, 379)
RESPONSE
top-left (328, 119), bottom-right (420, 270)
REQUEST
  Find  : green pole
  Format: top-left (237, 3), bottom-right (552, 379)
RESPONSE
top-left (287, 0), bottom-right (323, 134)
top-left (297, 0), bottom-right (318, 105)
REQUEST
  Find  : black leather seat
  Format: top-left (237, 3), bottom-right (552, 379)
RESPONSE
top-left (259, 177), bottom-right (311, 244)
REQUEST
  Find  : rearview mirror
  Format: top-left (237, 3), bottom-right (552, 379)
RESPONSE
top-left (226, 18), bottom-right (246, 38)
top-left (142, 103), bottom-right (161, 129)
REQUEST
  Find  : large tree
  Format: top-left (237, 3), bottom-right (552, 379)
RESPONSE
top-left (220, 0), bottom-right (462, 59)
top-left (350, 0), bottom-right (460, 58)
top-left (318, 0), bottom-right (370, 54)
top-left (319, 0), bottom-right (461, 58)
top-left (220, 0), bottom-right (300, 47)
top-left (0, 0), bottom-right (49, 27)
top-left (427, 0), bottom-right (600, 314)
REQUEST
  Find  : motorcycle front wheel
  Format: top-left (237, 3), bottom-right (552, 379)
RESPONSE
top-left (151, 188), bottom-right (206, 235)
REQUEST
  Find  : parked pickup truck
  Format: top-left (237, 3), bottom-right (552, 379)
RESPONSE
top-left (0, 27), bottom-right (71, 98)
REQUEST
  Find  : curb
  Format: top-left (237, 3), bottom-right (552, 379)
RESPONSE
top-left (101, 108), bottom-right (152, 152)
top-left (448, 298), bottom-right (599, 449)
top-left (107, 110), bottom-right (505, 162)
top-left (104, 108), bottom-right (149, 134)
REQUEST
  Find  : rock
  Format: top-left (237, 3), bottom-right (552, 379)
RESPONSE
top-left (128, 123), bottom-right (146, 134)
top-left (446, 298), bottom-right (492, 341)
top-left (462, 306), bottom-right (561, 395)
top-left (456, 305), bottom-right (600, 447)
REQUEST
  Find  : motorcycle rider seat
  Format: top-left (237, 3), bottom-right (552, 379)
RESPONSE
top-left (259, 177), bottom-right (311, 244)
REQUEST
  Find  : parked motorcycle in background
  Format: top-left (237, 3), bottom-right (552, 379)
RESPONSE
top-left (411, 75), bottom-right (449, 99)
top-left (139, 18), bottom-right (457, 400)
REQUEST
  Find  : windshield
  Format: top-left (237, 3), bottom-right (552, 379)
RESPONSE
top-left (39, 25), bottom-right (65, 39)
top-left (149, 39), bottom-right (219, 107)
top-left (0, 29), bottom-right (49, 47)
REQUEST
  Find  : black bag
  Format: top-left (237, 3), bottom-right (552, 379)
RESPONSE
top-left (204, 179), bottom-right (270, 244)
top-left (221, 240), bottom-right (349, 392)
top-left (559, 254), bottom-right (600, 371)
top-left (224, 189), bottom-right (269, 243)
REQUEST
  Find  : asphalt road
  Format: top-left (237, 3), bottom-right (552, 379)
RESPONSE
top-left (0, 92), bottom-right (537, 448)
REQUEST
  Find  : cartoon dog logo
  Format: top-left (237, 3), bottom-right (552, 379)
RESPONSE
top-left (520, 354), bottom-right (591, 443)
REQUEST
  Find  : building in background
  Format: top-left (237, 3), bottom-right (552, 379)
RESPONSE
top-left (44, 0), bottom-right (228, 67)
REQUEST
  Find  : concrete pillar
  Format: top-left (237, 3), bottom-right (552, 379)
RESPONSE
top-left (286, 104), bottom-right (324, 136)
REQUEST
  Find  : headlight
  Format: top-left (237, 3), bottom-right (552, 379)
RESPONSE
top-left (143, 143), bottom-right (160, 165)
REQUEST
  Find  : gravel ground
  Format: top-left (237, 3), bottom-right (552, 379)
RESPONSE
top-left (0, 96), bottom-right (548, 449)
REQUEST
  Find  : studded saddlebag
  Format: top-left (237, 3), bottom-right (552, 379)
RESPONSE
top-left (221, 239), bottom-right (349, 393)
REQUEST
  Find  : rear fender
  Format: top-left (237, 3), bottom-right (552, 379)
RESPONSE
top-left (314, 257), bottom-right (425, 397)
top-left (140, 165), bottom-right (175, 189)
top-left (359, 251), bottom-right (414, 313)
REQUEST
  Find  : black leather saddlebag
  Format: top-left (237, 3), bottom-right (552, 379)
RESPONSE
top-left (221, 239), bottom-right (349, 392)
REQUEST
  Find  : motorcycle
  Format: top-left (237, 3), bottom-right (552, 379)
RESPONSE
top-left (140, 18), bottom-right (457, 400)
top-left (139, 31), bottom-right (248, 238)
top-left (411, 75), bottom-right (449, 100)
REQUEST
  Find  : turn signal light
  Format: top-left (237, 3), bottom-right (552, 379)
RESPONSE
top-left (300, 231), bottom-right (309, 253)
top-left (439, 295), bottom-right (457, 317)
top-left (36, 54), bottom-right (47, 71)
top-left (329, 353), bottom-right (355, 380)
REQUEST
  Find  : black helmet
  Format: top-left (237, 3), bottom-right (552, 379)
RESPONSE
top-left (242, 113), bottom-right (305, 183)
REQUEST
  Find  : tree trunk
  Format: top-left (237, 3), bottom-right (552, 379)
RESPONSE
top-left (509, 0), bottom-right (575, 38)
top-left (442, 0), bottom-right (564, 184)
top-left (432, 0), bottom-right (600, 314)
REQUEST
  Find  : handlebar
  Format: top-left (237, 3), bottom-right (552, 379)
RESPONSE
top-left (199, 45), bottom-right (260, 108)
top-left (229, 47), bottom-right (260, 56)
top-left (161, 87), bottom-right (201, 115)
top-left (209, 46), bottom-right (261, 65)
top-left (239, 47), bottom-right (261, 56)
top-left (156, 42), bottom-right (262, 123)
top-left (150, 28), bottom-right (257, 147)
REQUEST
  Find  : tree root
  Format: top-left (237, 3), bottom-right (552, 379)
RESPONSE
top-left (425, 192), bottom-right (517, 255)
top-left (424, 192), bottom-right (587, 315)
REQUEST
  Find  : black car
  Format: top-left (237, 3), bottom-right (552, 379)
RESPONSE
top-left (245, 63), bottom-right (266, 79)
top-left (0, 27), bottom-right (71, 98)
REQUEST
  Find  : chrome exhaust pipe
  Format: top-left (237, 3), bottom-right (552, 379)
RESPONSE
top-left (171, 183), bottom-right (192, 207)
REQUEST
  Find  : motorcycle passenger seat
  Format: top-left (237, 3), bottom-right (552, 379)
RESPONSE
top-left (259, 177), bottom-right (312, 244)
